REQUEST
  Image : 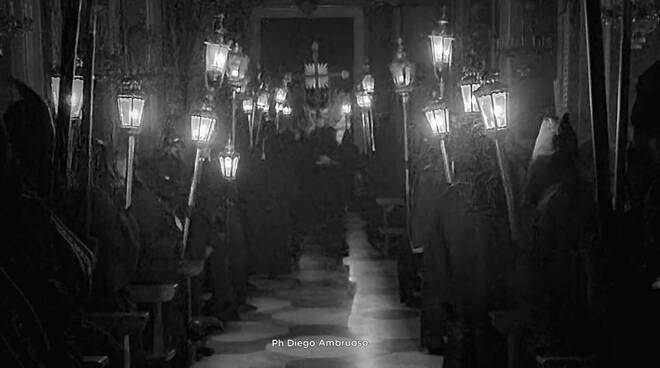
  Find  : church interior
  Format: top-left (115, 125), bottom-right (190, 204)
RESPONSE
top-left (2, 0), bottom-right (660, 367)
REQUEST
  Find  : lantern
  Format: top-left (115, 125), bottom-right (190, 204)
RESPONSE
top-left (474, 74), bottom-right (509, 132)
top-left (242, 96), bottom-right (254, 113)
top-left (226, 43), bottom-right (249, 87)
top-left (459, 71), bottom-right (481, 114)
top-left (282, 104), bottom-right (292, 117)
top-left (274, 87), bottom-right (287, 105)
top-left (117, 79), bottom-right (145, 131)
top-left (51, 75), bottom-right (85, 118)
top-left (190, 103), bottom-right (216, 144)
top-left (389, 38), bottom-right (416, 95)
top-left (257, 91), bottom-right (269, 112)
top-left (356, 91), bottom-right (372, 110)
top-left (219, 142), bottom-right (240, 181)
top-left (362, 73), bottom-right (374, 94)
top-left (275, 102), bottom-right (284, 113)
top-left (342, 100), bottom-right (352, 115)
top-left (205, 14), bottom-right (231, 82)
top-left (423, 97), bottom-right (450, 137)
top-left (428, 9), bottom-right (454, 74)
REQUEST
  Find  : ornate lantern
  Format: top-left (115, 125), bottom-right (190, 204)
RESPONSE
top-left (257, 91), bottom-right (270, 112)
top-left (51, 74), bottom-right (85, 118)
top-left (205, 14), bottom-right (231, 83)
top-left (282, 104), bottom-right (292, 117)
top-left (474, 73), bottom-right (509, 132)
top-left (356, 91), bottom-right (372, 110)
top-left (117, 79), bottom-right (145, 131)
top-left (361, 63), bottom-right (375, 94)
top-left (274, 87), bottom-right (287, 105)
top-left (342, 100), bottom-right (352, 115)
top-left (190, 103), bottom-right (216, 145)
top-left (428, 7), bottom-right (454, 75)
top-left (389, 38), bottom-right (416, 95)
top-left (226, 43), bottom-right (250, 88)
top-left (423, 97), bottom-right (450, 137)
top-left (459, 71), bottom-right (481, 114)
top-left (242, 96), bottom-right (254, 114)
top-left (219, 141), bottom-right (240, 181)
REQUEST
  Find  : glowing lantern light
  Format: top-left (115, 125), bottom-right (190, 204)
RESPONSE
top-left (274, 87), bottom-right (287, 105)
top-left (342, 100), bottom-right (352, 115)
top-left (219, 141), bottom-right (240, 181)
top-left (190, 103), bottom-right (216, 145)
top-left (389, 38), bottom-right (416, 95)
top-left (428, 8), bottom-right (454, 75)
top-left (51, 75), bottom-right (85, 119)
top-left (282, 104), bottom-right (292, 117)
top-left (356, 91), bottom-right (372, 110)
top-left (474, 73), bottom-right (509, 132)
top-left (423, 97), bottom-right (450, 137)
top-left (205, 14), bottom-right (231, 83)
top-left (257, 91), bottom-right (269, 112)
top-left (242, 96), bottom-right (254, 113)
top-left (460, 71), bottom-right (481, 114)
top-left (226, 43), bottom-right (249, 88)
top-left (117, 79), bottom-right (145, 131)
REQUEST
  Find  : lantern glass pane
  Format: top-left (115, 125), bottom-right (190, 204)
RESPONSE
top-left (71, 77), bottom-right (84, 119)
top-left (231, 156), bottom-right (239, 177)
top-left (460, 84), bottom-right (472, 113)
top-left (51, 76), bottom-right (60, 114)
top-left (477, 94), bottom-right (496, 131)
top-left (130, 97), bottom-right (145, 128)
top-left (492, 91), bottom-right (508, 129)
top-left (205, 42), bottom-right (230, 76)
top-left (282, 105), bottom-right (292, 116)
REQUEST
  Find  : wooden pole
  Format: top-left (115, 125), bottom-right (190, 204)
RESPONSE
top-left (583, 0), bottom-right (614, 364)
top-left (494, 135), bottom-right (519, 245)
top-left (85, 2), bottom-right (100, 236)
top-left (401, 93), bottom-right (411, 245)
top-left (181, 147), bottom-right (202, 259)
top-left (613, 0), bottom-right (631, 216)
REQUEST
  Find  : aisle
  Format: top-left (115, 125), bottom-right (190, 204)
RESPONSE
top-left (193, 212), bottom-right (444, 368)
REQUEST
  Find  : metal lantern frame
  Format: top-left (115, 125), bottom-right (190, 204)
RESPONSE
top-left (389, 38), bottom-right (416, 95)
top-left (51, 74), bottom-right (85, 119)
top-left (219, 142), bottom-right (240, 181)
top-left (226, 43), bottom-right (250, 89)
top-left (474, 75), bottom-right (509, 132)
top-left (190, 103), bottom-right (217, 145)
top-left (423, 98), bottom-right (450, 138)
top-left (428, 9), bottom-right (455, 75)
top-left (204, 14), bottom-right (232, 85)
top-left (424, 96), bottom-right (452, 183)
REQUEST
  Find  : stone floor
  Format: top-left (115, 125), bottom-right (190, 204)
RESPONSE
top-left (193, 212), bottom-right (445, 368)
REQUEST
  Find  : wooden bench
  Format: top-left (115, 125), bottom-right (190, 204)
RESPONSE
top-left (375, 197), bottom-right (405, 254)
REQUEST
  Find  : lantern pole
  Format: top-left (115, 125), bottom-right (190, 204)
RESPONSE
top-left (613, 0), bottom-right (631, 217)
top-left (232, 89), bottom-right (237, 146)
top-left (181, 146), bottom-right (203, 259)
top-left (401, 92), bottom-right (412, 237)
top-left (249, 101), bottom-right (257, 148)
top-left (493, 132), bottom-right (519, 245)
top-left (86, 3), bottom-right (101, 235)
top-left (125, 133), bottom-right (136, 209)
top-left (439, 138), bottom-right (452, 183)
